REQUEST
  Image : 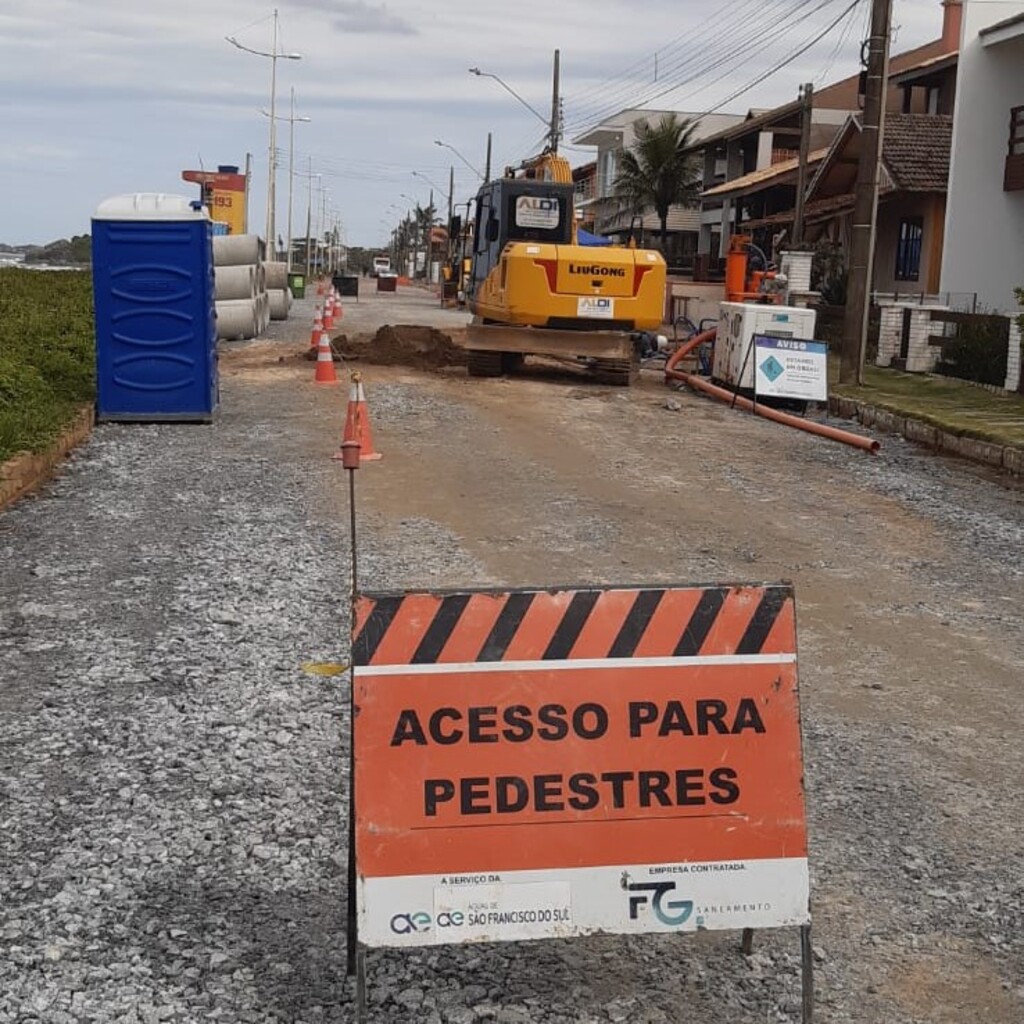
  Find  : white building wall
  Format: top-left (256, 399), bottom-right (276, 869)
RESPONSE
top-left (940, 3), bottom-right (1024, 313)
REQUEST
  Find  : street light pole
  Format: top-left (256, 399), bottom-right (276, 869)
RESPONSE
top-left (305, 157), bottom-right (313, 280)
top-left (433, 140), bottom-right (483, 180)
top-left (260, 89), bottom-right (311, 270)
top-left (267, 11), bottom-right (279, 255)
top-left (468, 66), bottom-right (549, 128)
top-left (226, 9), bottom-right (301, 254)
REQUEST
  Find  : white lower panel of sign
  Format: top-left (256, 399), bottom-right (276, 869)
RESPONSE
top-left (359, 857), bottom-right (809, 947)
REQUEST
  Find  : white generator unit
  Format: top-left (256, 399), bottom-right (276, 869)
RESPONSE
top-left (713, 302), bottom-right (818, 390)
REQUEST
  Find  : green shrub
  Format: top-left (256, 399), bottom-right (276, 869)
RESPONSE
top-left (934, 310), bottom-right (1010, 388)
top-left (811, 239), bottom-right (847, 306)
top-left (0, 268), bottom-right (94, 461)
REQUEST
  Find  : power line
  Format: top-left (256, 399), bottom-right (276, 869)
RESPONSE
top-left (561, 0), bottom-right (770, 128)
top-left (562, 0), bottom-right (761, 122)
top-left (564, 0), bottom-right (849, 134)
top-left (654, 0), bottom-right (848, 111)
top-left (815, 0), bottom-right (865, 84)
top-left (701, 0), bottom-right (863, 115)
top-left (562, 0), bottom-right (812, 131)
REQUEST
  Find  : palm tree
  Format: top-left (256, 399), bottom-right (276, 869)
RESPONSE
top-left (414, 202), bottom-right (436, 278)
top-left (613, 114), bottom-right (701, 255)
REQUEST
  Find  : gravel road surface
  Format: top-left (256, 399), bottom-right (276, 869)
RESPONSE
top-left (2, 286), bottom-right (1021, 1023)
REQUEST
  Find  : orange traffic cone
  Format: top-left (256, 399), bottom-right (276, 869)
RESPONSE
top-left (314, 329), bottom-right (339, 386)
top-left (333, 371), bottom-right (381, 461)
top-left (323, 300), bottom-right (334, 331)
top-left (309, 306), bottom-right (322, 350)
top-left (334, 295), bottom-right (343, 321)
top-left (317, 279), bottom-right (325, 297)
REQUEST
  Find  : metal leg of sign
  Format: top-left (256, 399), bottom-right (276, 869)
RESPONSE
top-left (733, 336), bottom-right (757, 411)
top-left (355, 945), bottom-right (368, 1023)
top-left (346, 464), bottom-right (360, 981)
top-left (800, 924), bottom-right (815, 1023)
top-left (740, 927), bottom-right (754, 956)
top-left (346, 772), bottom-right (357, 976)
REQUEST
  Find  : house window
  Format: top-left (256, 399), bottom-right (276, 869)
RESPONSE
top-left (1006, 106), bottom-right (1024, 191)
top-left (895, 217), bottom-right (924, 281)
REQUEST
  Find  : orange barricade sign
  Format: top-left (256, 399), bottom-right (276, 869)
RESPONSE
top-left (352, 584), bottom-right (809, 948)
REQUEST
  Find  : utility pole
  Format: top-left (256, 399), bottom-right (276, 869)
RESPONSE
top-left (305, 157), bottom-right (313, 279)
top-left (446, 165), bottom-right (454, 265)
top-left (320, 184), bottom-right (328, 276)
top-left (792, 82), bottom-right (814, 247)
top-left (549, 49), bottom-right (561, 153)
top-left (484, 131), bottom-right (492, 182)
top-left (426, 188), bottom-right (434, 281)
top-left (840, 0), bottom-right (892, 384)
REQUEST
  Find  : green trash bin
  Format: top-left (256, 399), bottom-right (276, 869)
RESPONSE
top-left (288, 272), bottom-right (306, 299)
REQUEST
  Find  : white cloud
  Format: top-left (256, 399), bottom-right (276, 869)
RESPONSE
top-left (0, 0), bottom-right (947, 245)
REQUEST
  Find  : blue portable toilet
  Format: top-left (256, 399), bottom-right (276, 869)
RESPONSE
top-left (91, 193), bottom-right (217, 421)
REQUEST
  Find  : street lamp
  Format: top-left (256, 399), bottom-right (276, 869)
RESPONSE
top-left (260, 88), bottom-right (310, 270)
top-left (432, 140), bottom-right (483, 181)
top-left (227, 9), bottom-right (301, 255)
top-left (468, 67), bottom-right (548, 127)
top-left (413, 169), bottom-right (445, 192)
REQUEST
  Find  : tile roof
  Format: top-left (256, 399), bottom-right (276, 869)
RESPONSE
top-left (701, 149), bottom-right (830, 198)
top-left (881, 113), bottom-right (953, 191)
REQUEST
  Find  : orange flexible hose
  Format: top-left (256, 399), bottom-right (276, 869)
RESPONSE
top-left (664, 329), bottom-right (880, 454)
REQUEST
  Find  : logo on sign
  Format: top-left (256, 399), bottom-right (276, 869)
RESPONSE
top-left (578, 296), bottom-right (614, 319)
top-left (389, 910), bottom-right (465, 934)
top-left (568, 264), bottom-right (626, 278)
top-left (626, 881), bottom-right (694, 927)
top-left (760, 355), bottom-right (785, 383)
top-left (515, 196), bottom-right (560, 230)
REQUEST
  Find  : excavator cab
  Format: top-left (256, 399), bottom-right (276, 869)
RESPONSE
top-left (468, 178), bottom-right (575, 301)
top-left (463, 159), bottom-right (666, 385)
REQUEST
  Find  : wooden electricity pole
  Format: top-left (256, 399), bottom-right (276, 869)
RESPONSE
top-left (446, 165), bottom-right (454, 265)
top-left (840, 0), bottom-right (893, 384)
top-left (792, 82), bottom-right (814, 246)
top-left (549, 49), bottom-right (561, 153)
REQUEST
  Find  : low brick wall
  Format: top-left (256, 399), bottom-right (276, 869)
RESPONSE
top-left (0, 405), bottom-right (95, 511)
top-left (828, 395), bottom-right (1022, 477)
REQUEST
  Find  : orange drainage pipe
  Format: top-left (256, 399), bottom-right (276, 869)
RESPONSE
top-left (665, 330), bottom-right (880, 454)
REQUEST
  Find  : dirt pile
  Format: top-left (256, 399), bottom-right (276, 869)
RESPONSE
top-left (334, 324), bottom-right (467, 370)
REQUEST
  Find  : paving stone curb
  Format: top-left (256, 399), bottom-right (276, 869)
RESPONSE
top-left (0, 405), bottom-right (95, 510)
top-left (828, 395), bottom-right (1022, 476)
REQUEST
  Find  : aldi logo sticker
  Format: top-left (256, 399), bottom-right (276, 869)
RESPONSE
top-left (577, 296), bottom-right (614, 319)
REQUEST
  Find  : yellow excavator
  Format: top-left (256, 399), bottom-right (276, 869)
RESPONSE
top-left (465, 153), bottom-right (667, 385)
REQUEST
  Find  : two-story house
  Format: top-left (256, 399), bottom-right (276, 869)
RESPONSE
top-left (692, 0), bottom-right (964, 264)
top-left (940, 2), bottom-right (1024, 314)
top-left (572, 109), bottom-right (744, 269)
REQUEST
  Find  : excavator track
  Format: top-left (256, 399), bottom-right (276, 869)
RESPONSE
top-left (467, 350), bottom-right (504, 377)
top-left (591, 353), bottom-right (639, 387)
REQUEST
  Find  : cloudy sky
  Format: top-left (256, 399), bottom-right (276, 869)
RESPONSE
top-left (1, 0), bottom-right (944, 248)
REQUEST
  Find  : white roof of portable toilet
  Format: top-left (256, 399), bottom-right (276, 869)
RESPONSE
top-left (92, 193), bottom-right (210, 220)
